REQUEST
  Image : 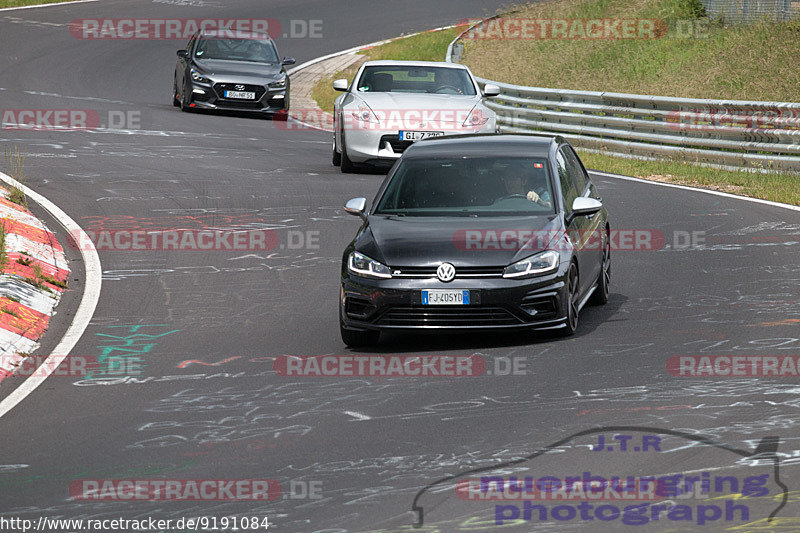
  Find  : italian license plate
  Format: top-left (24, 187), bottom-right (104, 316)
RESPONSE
top-left (400, 131), bottom-right (445, 142)
top-left (422, 289), bottom-right (470, 305)
top-left (224, 90), bottom-right (256, 99)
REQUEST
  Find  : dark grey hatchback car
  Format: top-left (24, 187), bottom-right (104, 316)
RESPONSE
top-left (173, 30), bottom-right (295, 116)
top-left (339, 133), bottom-right (611, 347)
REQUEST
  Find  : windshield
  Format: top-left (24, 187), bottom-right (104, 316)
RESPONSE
top-left (356, 66), bottom-right (477, 95)
top-left (374, 156), bottom-right (555, 217)
top-left (194, 37), bottom-right (279, 63)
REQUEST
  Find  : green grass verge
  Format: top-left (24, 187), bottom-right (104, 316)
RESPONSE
top-left (0, 0), bottom-right (84, 7)
top-left (461, 0), bottom-right (800, 101)
top-left (3, 146), bottom-right (28, 209)
top-left (579, 151), bottom-right (800, 205)
top-left (312, 61), bottom-right (365, 116)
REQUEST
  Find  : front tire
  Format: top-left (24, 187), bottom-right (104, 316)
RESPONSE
top-left (340, 130), bottom-right (356, 173)
top-left (340, 308), bottom-right (380, 347)
top-left (172, 80), bottom-right (180, 107)
top-left (332, 142), bottom-right (342, 166)
top-left (341, 326), bottom-right (380, 347)
top-left (559, 263), bottom-right (580, 336)
top-left (179, 81), bottom-right (191, 112)
top-left (588, 228), bottom-right (610, 306)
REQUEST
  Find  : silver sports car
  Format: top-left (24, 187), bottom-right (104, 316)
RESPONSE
top-left (332, 60), bottom-right (499, 172)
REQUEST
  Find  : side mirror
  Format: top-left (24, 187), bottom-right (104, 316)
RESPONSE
top-left (176, 50), bottom-right (190, 59)
top-left (483, 84), bottom-right (501, 97)
top-left (571, 197), bottom-right (603, 217)
top-left (282, 57), bottom-right (296, 66)
top-left (333, 79), bottom-right (349, 92)
top-left (345, 197), bottom-right (367, 219)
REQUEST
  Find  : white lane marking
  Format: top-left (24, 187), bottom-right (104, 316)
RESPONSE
top-left (0, 0), bottom-right (101, 12)
top-left (286, 116), bottom-right (333, 133)
top-left (0, 171), bottom-right (102, 420)
top-left (22, 90), bottom-right (130, 105)
top-left (343, 410), bottom-right (371, 421)
top-left (0, 464), bottom-right (29, 472)
top-left (589, 170), bottom-right (800, 213)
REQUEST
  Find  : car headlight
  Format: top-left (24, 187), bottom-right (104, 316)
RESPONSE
top-left (190, 68), bottom-right (211, 83)
top-left (352, 104), bottom-right (379, 123)
top-left (503, 250), bottom-right (560, 279)
top-left (462, 107), bottom-right (488, 127)
top-left (348, 251), bottom-right (392, 279)
top-left (268, 77), bottom-right (287, 89)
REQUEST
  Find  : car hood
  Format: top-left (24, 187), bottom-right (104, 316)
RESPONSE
top-left (356, 92), bottom-right (482, 116)
top-left (361, 215), bottom-right (564, 268)
top-left (194, 59), bottom-right (283, 81)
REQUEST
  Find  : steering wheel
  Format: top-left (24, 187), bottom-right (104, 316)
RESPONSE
top-left (433, 85), bottom-right (463, 94)
top-left (493, 194), bottom-right (527, 203)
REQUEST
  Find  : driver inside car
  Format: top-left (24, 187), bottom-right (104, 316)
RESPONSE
top-left (497, 162), bottom-right (552, 208)
top-left (433, 69), bottom-right (464, 94)
top-left (245, 41), bottom-right (269, 62)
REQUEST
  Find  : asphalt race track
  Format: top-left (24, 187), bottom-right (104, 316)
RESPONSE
top-left (2, 1), bottom-right (800, 532)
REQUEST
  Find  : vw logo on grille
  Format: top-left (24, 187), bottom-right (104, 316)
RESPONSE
top-left (235, 84), bottom-right (245, 90)
top-left (436, 263), bottom-right (456, 282)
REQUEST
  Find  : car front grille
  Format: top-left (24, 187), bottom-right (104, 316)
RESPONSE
top-left (391, 266), bottom-right (505, 279)
top-left (379, 134), bottom-right (413, 153)
top-left (213, 83), bottom-right (267, 102)
top-left (375, 306), bottom-right (521, 327)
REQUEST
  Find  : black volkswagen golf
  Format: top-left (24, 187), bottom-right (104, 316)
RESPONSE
top-left (339, 134), bottom-right (611, 347)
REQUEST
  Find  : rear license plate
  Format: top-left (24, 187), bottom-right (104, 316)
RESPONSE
top-left (422, 289), bottom-right (470, 305)
top-left (400, 131), bottom-right (445, 142)
top-left (224, 90), bottom-right (256, 99)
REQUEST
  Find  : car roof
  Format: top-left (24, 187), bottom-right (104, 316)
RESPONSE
top-left (198, 30), bottom-right (274, 41)
top-left (402, 133), bottom-right (561, 158)
top-left (361, 60), bottom-right (468, 69)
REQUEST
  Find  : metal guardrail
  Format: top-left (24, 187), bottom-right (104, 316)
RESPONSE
top-left (700, 0), bottom-right (798, 23)
top-left (446, 22), bottom-right (800, 172)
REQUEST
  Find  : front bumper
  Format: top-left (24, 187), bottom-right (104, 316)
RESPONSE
top-left (189, 80), bottom-right (289, 114)
top-left (343, 119), bottom-right (496, 163)
top-left (340, 265), bottom-right (570, 331)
